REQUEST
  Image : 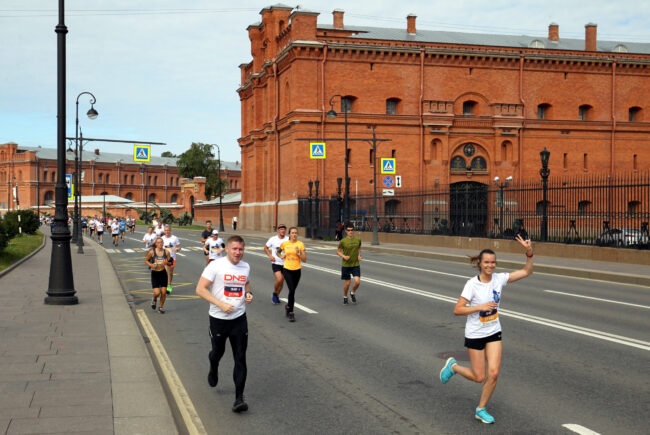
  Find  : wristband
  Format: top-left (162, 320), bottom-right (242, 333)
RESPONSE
top-left (525, 252), bottom-right (533, 258)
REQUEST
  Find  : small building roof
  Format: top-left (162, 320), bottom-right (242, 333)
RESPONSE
top-left (194, 192), bottom-right (241, 206)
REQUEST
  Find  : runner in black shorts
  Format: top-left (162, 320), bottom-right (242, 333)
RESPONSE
top-left (201, 220), bottom-right (214, 266)
top-left (264, 224), bottom-right (287, 304)
top-left (336, 223), bottom-right (362, 305)
top-left (439, 235), bottom-right (534, 424)
top-left (145, 237), bottom-right (172, 313)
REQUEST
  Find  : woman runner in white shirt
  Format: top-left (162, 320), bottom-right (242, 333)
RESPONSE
top-left (439, 235), bottom-right (533, 425)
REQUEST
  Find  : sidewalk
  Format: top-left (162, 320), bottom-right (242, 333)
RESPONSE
top-left (223, 228), bottom-right (650, 287)
top-left (0, 229), bottom-right (177, 435)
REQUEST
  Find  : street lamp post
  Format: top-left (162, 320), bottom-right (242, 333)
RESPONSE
top-left (540, 148), bottom-right (551, 242)
top-left (336, 177), bottom-right (343, 223)
top-left (493, 175), bottom-right (512, 237)
top-left (326, 95), bottom-right (350, 223)
top-left (36, 159), bottom-right (41, 219)
top-left (370, 128), bottom-right (380, 246)
top-left (75, 92), bottom-right (98, 253)
top-left (45, 0), bottom-right (78, 305)
top-left (103, 192), bottom-right (106, 223)
top-left (139, 166), bottom-right (148, 223)
top-left (306, 180), bottom-right (313, 238)
top-left (213, 144), bottom-right (225, 232)
top-left (313, 179), bottom-right (320, 239)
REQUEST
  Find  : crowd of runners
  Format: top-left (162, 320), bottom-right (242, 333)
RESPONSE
top-left (87, 217), bottom-right (535, 421)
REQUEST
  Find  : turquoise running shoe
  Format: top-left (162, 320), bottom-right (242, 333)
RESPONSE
top-left (475, 407), bottom-right (495, 424)
top-left (439, 357), bottom-right (456, 384)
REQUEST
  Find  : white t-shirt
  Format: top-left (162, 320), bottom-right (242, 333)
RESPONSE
top-left (161, 235), bottom-right (181, 260)
top-left (265, 235), bottom-right (288, 266)
top-left (204, 237), bottom-right (225, 260)
top-left (460, 272), bottom-right (510, 339)
top-left (89, 219), bottom-right (96, 229)
top-left (142, 233), bottom-right (157, 249)
top-left (111, 222), bottom-right (120, 235)
top-left (201, 256), bottom-right (250, 320)
top-left (154, 225), bottom-right (165, 237)
top-left (96, 221), bottom-right (104, 232)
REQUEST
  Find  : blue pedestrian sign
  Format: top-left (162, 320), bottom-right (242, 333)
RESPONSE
top-left (66, 174), bottom-right (74, 201)
top-left (381, 158), bottom-right (396, 174)
top-left (134, 144), bottom-right (151, 162)
top-left (382, 175), bottom-right (394, 188)
top-left (310, 142), bottom-right (326, 159)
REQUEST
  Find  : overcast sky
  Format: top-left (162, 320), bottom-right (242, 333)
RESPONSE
top-left (1, 0), bottom-right (648, 162)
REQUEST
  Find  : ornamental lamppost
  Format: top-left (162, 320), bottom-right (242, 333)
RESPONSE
top-left (74, 92), bottom-right (98, 253)
top-left (539, 148), bottom-right (551, 242)
top-left (212, 144), bottom-right (225, 232)
top-left (326, 94), bottom-right (350, 222)
top-left (139, 166), bottom-right (148, 223)
top-left (493, 175), bottom-right (512, 237)
top-left (45, 0), bottom-right (78, 305)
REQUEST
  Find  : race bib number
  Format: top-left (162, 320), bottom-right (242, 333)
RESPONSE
top-left (479, 309), bottom-right (498, 327)
top-left (224, 286), bottom-right (243, 298)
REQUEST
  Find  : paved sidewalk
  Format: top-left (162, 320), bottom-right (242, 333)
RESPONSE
top-left (0, 230), bottom-right (177, 435)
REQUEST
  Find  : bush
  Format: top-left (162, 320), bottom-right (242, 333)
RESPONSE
top-left (0, 220), bottom-right (9, 252)
top-left (4, 210), bottom-right (39, 236)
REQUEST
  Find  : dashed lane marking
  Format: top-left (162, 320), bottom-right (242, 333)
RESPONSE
top-left (123, 248), bottom-right (134, 253)
top-left (279, 298), bottom-right (318, 314)
top-left (136, 309), bottom-right (207, 435)
top-left (562, 424), bottom-right (601, 435)
top-left (544, 290), bottom-right (650, 309)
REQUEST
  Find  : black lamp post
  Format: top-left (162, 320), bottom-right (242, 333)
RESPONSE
top-left (139, 166), bottom-right (148, 223)
top-left (540, 148), bottom-right (551, 242)
top-left (326, 94), bottom-right (350, 223)
top-left (370, 128), bottom-right (380, 246)
top-left (313, 179), bottom-right (320, 239)
top-left (213, 144), bottom-right (225, 232)
top-left (45, 0), bottom-right (77, 305)
top-left (67, 140), bottom-right (77, 244)
top-left (336, 177), bottom-right (343, 223)
top-left (307, 180), bottom-right (313, 238)
top-left (103, 192), bottom-right (106, 223)
top-left (493, 175), bottom-right (512, 237)
top-left (75, 92), bottom-right (98, 254)
top-left (36, 159), bottom-right (41, 220)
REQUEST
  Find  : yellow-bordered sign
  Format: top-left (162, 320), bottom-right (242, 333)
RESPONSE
top-left (309, 142), bottom-right (326, 159)
top-left (381, 158), bottom-right (396, 174)
top-left (134, 145), bottom-right (151, 162)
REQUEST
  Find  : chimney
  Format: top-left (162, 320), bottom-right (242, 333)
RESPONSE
top-left (407, 14), bottom-right (416, 35)
top-left (548, 22), bottom-right (559, 41)
top-left (585, 23), bottom-right (597, 51)
top-left (333, 9), bottom-right (344, 29)
top-left (94, 149), bottom-right (100, 155)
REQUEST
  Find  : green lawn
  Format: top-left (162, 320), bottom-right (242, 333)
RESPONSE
top-left (0, 231), bottom-right (44, 272)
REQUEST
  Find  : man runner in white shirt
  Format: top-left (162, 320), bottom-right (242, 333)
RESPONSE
top-left (263, 224), bottom-right (287, 304)
top-left (162, 225), bottom-right (181, 293)
top-left (195, 235), bottom-right (253, 413)
top-left (154, 221), bottom-right (165, 237)
top-left (142, 226), bottom-right (157, 250)
top-left (110, 220), bottom-right (120, 247)
top-left (95, 219), bottom-right (105, 244)
top-left (204, 230), bottom-right (225, 263)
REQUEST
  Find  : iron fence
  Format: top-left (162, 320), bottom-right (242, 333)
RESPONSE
top-left (298, 172), bottom-right (650, 248)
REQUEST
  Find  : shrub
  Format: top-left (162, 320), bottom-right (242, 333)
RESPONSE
top-left (0, 220), bottom-right (8, 252)
top-left (4, 210), bottom-right (39, 236)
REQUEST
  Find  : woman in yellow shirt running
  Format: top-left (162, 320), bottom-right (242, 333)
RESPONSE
top-left (280, 227), bottom-right (306, 322)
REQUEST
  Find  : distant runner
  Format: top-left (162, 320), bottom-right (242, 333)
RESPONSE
top-left (204, 230), bottom-right (225, 263)
top-left (119, 217), bottom-right (126, 243)
top-left (279, 227), bottom-right (306, 323)
top-left (336, 223), bottom-right (362, 305)
top-left (145, 237), bottom-right (171, 313)
top-left (95, 218), bottom-right (104, 244)
top-left (263, 224), bottom-right (287, 304)
top-left (110, 219), bottom-right (120, 247)
top-left (201, 220), bottom-right (214, 266)
top-left (161, 225), bottom-right (181, 293)
top-left (142, 226), bottom-right (157, 250)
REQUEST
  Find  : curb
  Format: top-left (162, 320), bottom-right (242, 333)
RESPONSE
top-left (0, 231), bottom-right (47, 278)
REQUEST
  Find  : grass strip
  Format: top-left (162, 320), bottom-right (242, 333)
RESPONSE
top-left (0, 231), bottom-right (44, 272)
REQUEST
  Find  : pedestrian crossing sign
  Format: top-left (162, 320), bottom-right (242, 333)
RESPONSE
top-left (310, 142), bottom-right (326, 159)
top-left (381, 158), bottom-right (396, 174)
top-left (134, 145), bottom-right (151, 162)
top-left (66, 174), bottom-right (74, 201)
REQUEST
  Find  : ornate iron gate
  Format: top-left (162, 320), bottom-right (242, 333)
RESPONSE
top-left (449, 182), bottom-right (488, 237)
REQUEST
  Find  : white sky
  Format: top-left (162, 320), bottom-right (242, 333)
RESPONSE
top-left (1, 0), bottom-right (648, 162)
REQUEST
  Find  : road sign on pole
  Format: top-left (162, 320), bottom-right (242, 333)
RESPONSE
top-left (380, 158), bottom-right (396, 174)
top-left (382, 175), bottom-right (394, 188)
top-left (66, 174), bottom-right (74, 200)
top-left (309, 142), bottom-right (326, 159)
top-left (395, 175), bottom-right (402, 188)
top-left (134, 145), bottom-right (151, 162)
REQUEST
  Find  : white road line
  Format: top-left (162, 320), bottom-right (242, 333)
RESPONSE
top-left (279, 298), bottom-right (318, 314)
top-left (105, 248), bottom-right (115, 253)
top-left (245, 252), bottom-right (650, 352)
top-left (544, 290), bottom-right (650, 310)
top-left (562, 423), bottom-right (601, 435)
top-left (136, 309), bottom-right (207, 435)
top-left (176, 252), bottom-right (186, 257)
top-left (123, 248), bottom-right (134, 253)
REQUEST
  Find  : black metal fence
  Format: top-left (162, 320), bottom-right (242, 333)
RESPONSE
top-left (298, 172), bottom-right (650, 248)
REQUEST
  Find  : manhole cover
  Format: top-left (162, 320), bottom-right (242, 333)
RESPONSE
top-left (435, 350), bottom-right (470, 362)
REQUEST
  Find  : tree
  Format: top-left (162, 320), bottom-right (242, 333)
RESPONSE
top-left (176, 142), bottom-right (227, 199)
top-left (161, 151), bottom-right (176, 157)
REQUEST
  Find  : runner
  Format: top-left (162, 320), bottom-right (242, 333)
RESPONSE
top-left (154, 221), bottom-right (165, 237)
top-left (119, 217), bottom-right (127, 243)
top-left (263, 224), bottom-right (287, 304)
top-left (142, 226), bottom-right (157, 250)
top-left (127, 216), bottom-right (135, 234)
top-left (201, 220), bottom-right (214, 266)
top-left (110, 219), bottom-right (120, 247)
top-left (232, 216), bottom-right (238, 231)
top-left (203, 230), bottom-right (225, 263)
top-left (89, 216), bottom-right (96, 238)
top-left (161, 225), bottom-right (181, 293)
top-left (439, 235), bottom-right (534, 424)
top-left (81, 216), bottom-right (88, 235)
top-left (95, 218), bottom-right (104, 244)
top-left (195, 235), bottom-right (253, 413)
top-left (145, 237), bottom-right (171, 313)
top-left (279, 227), bottom-right (306, 322)
top-left (336, 223), bottom-right (362, 305)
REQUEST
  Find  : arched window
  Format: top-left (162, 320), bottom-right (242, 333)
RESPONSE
top-left (125, 192), bottom-right (133, 200)
top-left (613, 44), bottom-right (628, 53)
top-left (629, 107), bottom-right (642, 122)
top-left (536, 200), bottom-right (551, 216)
top-left (501, 141), bottom-right (513, 161)
top-left (98, 173), bottom-right (103, 183)
top-left (537, 103), bottom-right (551, 119)
top-left (176, 177), bottom-right (179, 186)
top-left (147, 175), bottom-right (151, 185)
top-left (124, 175), bottom-right (127, 184)
top-left (579, 104), bottom-right (592, 121)
top-left (450, 156), bottom-right (467, 172)
top-left (154, 176), bottom-right (158, 185)
top-left (170, 194), bottom-right (178, 203)
top-left (463, 100), bottom-right (477, 115)
top-left (578, 200), bottom-right (592, 216)
top-left (386, 98), bottom-right (400, 115)
top-left (148, 193), bottom-right (156, 203)
top-left (105, 174), bottom-right (110, 184)
top-left (130, 175), bottom-right (134, 184)
top-left (471, 157), bottom-right (487, 171)
top-left (51, 172), bottom-right (55, 182)
top-left (341, 96), bottom-right (356, 113)
top-left (529, 39), bottom-right (545, 48)
top-left (44, 191), bottom-right (54, 205)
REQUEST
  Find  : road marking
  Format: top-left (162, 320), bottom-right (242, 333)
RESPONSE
top-left (136, 309), bottom-right (208, 435)
top-left (176, 252), bottom-right (186, 257)
top-left (562, 423), bottom-right (601, 435)
top-left (544, 290), bottom-right (650, 309)
top-left (279, 298), bottom-right (318, 314)
top-left (123, 248), bottom-right (134, 253)
top-left (105, 248), bottom-right (115, 253)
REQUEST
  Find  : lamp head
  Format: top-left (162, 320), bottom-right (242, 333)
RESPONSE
top-left (326, 109), bottom-right (337, 119)
top-left (87, 105), bottom-right (98, 120)
top-left (493, 176), bottom-right (500, 184)
top-left (506, 176), bottom-right (513, 183)
top-left (540, 147), bottom-right (550, 168)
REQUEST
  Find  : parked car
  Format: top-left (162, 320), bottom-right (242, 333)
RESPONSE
top-left (596, 228), bottom-right (649, 247)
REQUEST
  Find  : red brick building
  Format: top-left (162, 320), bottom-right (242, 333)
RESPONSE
top-left (0, 143), bottom-right (241, 219)
top-left (237, 5), bottom-right (650, 230)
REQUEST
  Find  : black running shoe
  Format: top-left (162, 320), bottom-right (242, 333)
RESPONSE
top-left (289, 312), bottom-right (295, 322)
top-left (158, 307), bottom-right (165, 314)
top-left (343, 297), bottom-right (349, 305)
top-left (350, 293), bottom-right (357, 304)
top-left (207, 370), bottom-right (218, 387)
top-left (232, 396), bottom-right (249, 413)
top-left (151, 299), bottom-right (156, 310)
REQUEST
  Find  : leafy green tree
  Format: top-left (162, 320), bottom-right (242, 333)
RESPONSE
top-left (176, 142), bottom-right (228, 199)
top-left (161, 151), bottom-right (176, 157)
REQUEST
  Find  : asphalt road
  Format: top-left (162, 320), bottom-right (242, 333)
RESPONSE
top-left (102, 228), bottom-right (650, 435)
